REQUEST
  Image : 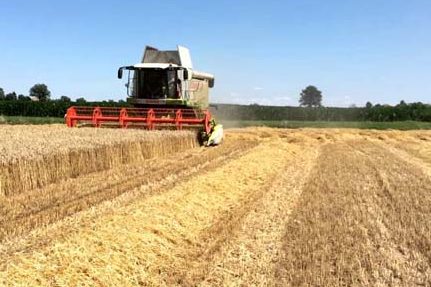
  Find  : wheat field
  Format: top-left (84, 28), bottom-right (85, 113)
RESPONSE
top-left (1, 125), bottom-right (431, 286)
top-left (0, 125), bottom-right (199, 196)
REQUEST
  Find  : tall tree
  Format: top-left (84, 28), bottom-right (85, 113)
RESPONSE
top-left (29, 83), bottom-right (51, 101)
top-left (0, 87), bottom-right (5, 100)
top-left (76, 97), bottom-right (87, 104)
top-left (299, 85), bottom-right (322, 107)
top-left (18, 94), bottom-right (31, 101)
top-left (59, 95), bottom-right (71, 102)
top-left (5, 92), bottom-right (17, 101)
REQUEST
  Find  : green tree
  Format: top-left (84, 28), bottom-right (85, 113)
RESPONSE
top-left (76, 97), bottom-right (87, 104)
top-left (0, 87), bottom-right (5, 100)
top-left (365, 102), bottom-right (373, 109)
top-left (29, 83), bottom-right (51, 101)
top-left (59, 95), bottom-right (71, 102)
top-left (5, 92), bottom-right (17, 101)
top-left (299, 85), bottom-right (322, 107)
top-left (18, 94), bottom-right (31, 101)
top-left (396, 100), bottom-right (410, 120)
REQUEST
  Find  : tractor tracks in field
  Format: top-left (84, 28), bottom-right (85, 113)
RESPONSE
top-left (2, 135), bottom-right (318, 286)
top-left (274, 140), bottom-right (431, 286)
top-left (353, 141), bottom-right (431, 285)
top-left (192, 142), bottom-right (320, 286)
top-left (0, 136), bottom-right (258, 247)
top-left (369, 137), bottom-right (431, 179)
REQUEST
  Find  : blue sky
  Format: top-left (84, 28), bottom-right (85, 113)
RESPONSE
top-left (1, 0), bottom-right (430, 107)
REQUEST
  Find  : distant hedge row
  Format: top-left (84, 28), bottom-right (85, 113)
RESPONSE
top-left (1, 101), bottom-right (430, 122)
top-left (362, 103), bottom-right (431, 122)
top-left (210, 103), bottom-right (431, 122)
top-left (210, 104), bottom-right (364, 121)
top-left (0, 101), bottom-right (129, 117)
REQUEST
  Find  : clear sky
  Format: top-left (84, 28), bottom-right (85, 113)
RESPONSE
top-left (1, 0), bottom-right (430, 107)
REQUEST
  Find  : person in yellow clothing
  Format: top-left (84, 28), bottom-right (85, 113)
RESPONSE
top-left (206, 123), bottom-right (224, 146)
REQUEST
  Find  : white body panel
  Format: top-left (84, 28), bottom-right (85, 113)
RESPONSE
top-left (178, 45), bottom-right (193, 69)
top-left (133, 63), bottom-right (180, 69)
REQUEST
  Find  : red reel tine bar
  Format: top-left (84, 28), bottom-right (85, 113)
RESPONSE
top-left (66, 106), bottom-right (211, 134)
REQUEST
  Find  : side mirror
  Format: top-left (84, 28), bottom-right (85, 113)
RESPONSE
top-left (117, 68), bottom-right (123, 79)
top-left (183, 69), bottom-right (189, 80)
top-left (208, 78), bottom-right (215, 88)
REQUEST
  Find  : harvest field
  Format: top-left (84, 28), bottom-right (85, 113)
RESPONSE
top-left (1, 125), bottom-right (431, 286)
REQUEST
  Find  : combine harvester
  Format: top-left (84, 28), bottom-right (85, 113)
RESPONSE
top-left (66, 45), bottom-right (223, 146)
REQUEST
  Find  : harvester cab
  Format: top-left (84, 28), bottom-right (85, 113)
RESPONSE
top-left (66, 45), bottom-right (223, 146)
top-left (118, 46), bottom-right (214, 109)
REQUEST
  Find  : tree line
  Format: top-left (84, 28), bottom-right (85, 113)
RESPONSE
top-left (0, 84), bottom-right (87, 103)
top-left (363, 101), bottom-right (431, 122)
top-left (211, 102), bottom-right (431, 122)
top-left (1, 83), bottom-right (430, 122)
top-left (0, 83), bottom-right (127, 117)
top-left (295, 85), bottom-right (431, 121)
top-left (1, 100), bottom-right (428, 122)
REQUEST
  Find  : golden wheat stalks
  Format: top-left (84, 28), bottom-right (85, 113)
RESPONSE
top-left (0, 125), bottom-right (199, 196)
